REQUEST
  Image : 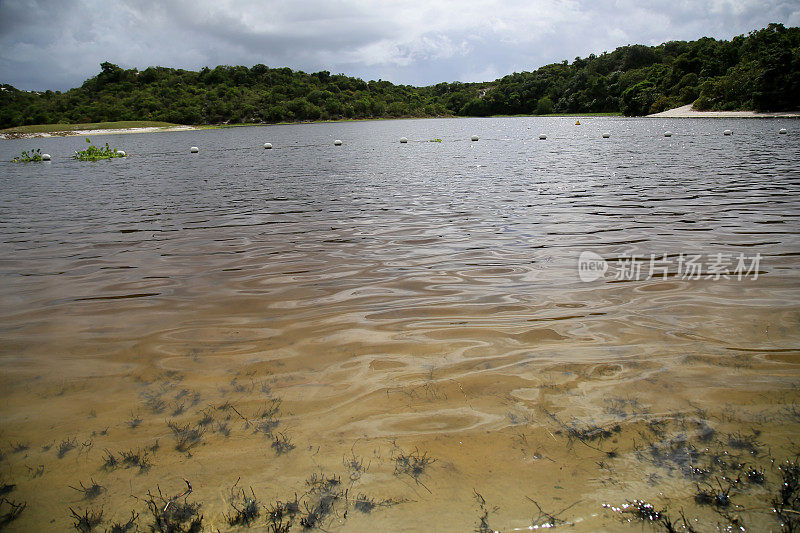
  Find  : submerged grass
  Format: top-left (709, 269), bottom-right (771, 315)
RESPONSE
top-left (166, 421), bottom-right (204, 453)
top-left (266, 496), bottom-right (300, 533)
top-left (57, 437), bottom-right (78, 459)
top-left (0, 497), bottom-right (26, 528)
top-left (773, 457), bottom-right (800, 531)
top-left (224, 485), bottom-right (260, 527)
top-left (107, 510), bottom-right (138, 533)
top-left (299, 473), bottom-right (343, 529)
top-left (4, 358), bottom-right (798, 532)
top-left (69, 506), bottom-right (103, 532)
top-left (69, 478), bottom-right (105, 500)
top-left (271, 432), bottom-right (295, 455)
top-left (393, 447), bottom-right (436, 494)
top-left (117, 448), bottom-right (152, 472)
top-left (144, 481), bottom-right (201, 533)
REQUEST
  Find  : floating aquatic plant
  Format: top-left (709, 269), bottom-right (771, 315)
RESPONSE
top-left (12, 148), bottom-right (43, 162)
top-left (73, 138), bottom-right (125, 161)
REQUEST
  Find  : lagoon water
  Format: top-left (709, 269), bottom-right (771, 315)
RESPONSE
top-left (1, 117), bottom-right (799, 531)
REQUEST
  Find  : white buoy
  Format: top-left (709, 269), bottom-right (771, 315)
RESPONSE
top-left (779, 128), bottom-right (787, 134)
top-left (117, 151), bottom-right (126, 157)
top-left (264, 143), bottom-right (272, 149)
top-left (190, 146), bottom-right (199, 153)
top-left (602, 132), bottom-right (611, 138)
top-left (539, 134), bottom-right (547, 140)
top-left (471, 135), bottom-right (479, 141)
top-left (723, 129), bottom-right (732, 136)
top-left (334, 140), bottom-right (342, 146)
top-left (41, 153), bottom-right (51, 161)
top-left (664, 131), bottom-right (672, 137)
top-left (400, 137), bottom-right (408, 143)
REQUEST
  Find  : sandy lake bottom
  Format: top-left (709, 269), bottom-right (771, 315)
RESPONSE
top-left (1, 116), bottom-right (799, 531)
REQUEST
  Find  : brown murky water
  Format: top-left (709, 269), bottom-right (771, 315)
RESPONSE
top-left (1, 117), bottom-right (799, 531)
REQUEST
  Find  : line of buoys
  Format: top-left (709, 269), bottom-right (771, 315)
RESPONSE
top-left (158, 129), bottom-right (797, 158)
top-left (18, 127), bottom-right (790, 162)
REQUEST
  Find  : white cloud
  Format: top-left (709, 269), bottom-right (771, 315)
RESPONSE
top-left (0, 0), bottom-right (798, 90)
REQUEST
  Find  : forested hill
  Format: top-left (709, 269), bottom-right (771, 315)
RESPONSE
top-left (1, 23), bottom-right (798, 128)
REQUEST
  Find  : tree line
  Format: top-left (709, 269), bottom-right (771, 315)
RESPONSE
top-left (1, 23), bottom-right (797, 128)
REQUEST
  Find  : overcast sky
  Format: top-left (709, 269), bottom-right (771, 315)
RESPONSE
top-left (1, 0), bottom-right (798, 91)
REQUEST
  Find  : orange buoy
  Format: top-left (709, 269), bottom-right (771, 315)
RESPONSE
top-left (575, 120), bottom-right (581, 125)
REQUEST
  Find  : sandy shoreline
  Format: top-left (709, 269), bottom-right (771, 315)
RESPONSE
top-left (2, 108), bottom-right (797, 140)
top-left (648, 103), bottom-right (800, 118)
top-left (0, 125), bottom-right (198, 140)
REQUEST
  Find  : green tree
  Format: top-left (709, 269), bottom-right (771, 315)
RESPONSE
top-left (535, 96), bottom-right (554, 115)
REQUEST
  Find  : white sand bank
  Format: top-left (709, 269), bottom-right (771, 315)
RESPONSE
top-left (648, 104), bottom-right (800, 118)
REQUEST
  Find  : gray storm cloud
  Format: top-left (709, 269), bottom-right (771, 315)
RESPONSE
top-left (1, 0), bottom-right (798, 91)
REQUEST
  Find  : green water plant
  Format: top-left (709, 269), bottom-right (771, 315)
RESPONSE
top-left (12, 148), bottom-right (43, 162)
top-left (73, 138), bottom-right (126, 161)
top-left (428, 138), bottom-right (442, 143)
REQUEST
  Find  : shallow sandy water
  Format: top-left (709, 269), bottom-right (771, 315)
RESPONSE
top-left (1, 117), bottom-right (799, 531)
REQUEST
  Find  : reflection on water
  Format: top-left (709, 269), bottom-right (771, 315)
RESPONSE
top-left (1, 117), bottom-right (799, 531)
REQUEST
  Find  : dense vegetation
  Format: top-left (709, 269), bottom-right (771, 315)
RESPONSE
top-left (12, 148), bottom-right (44, 162)
top-left (1, 23), bottom-right (797, 128)
top-left (72, 138), bottom-right (126, 161)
